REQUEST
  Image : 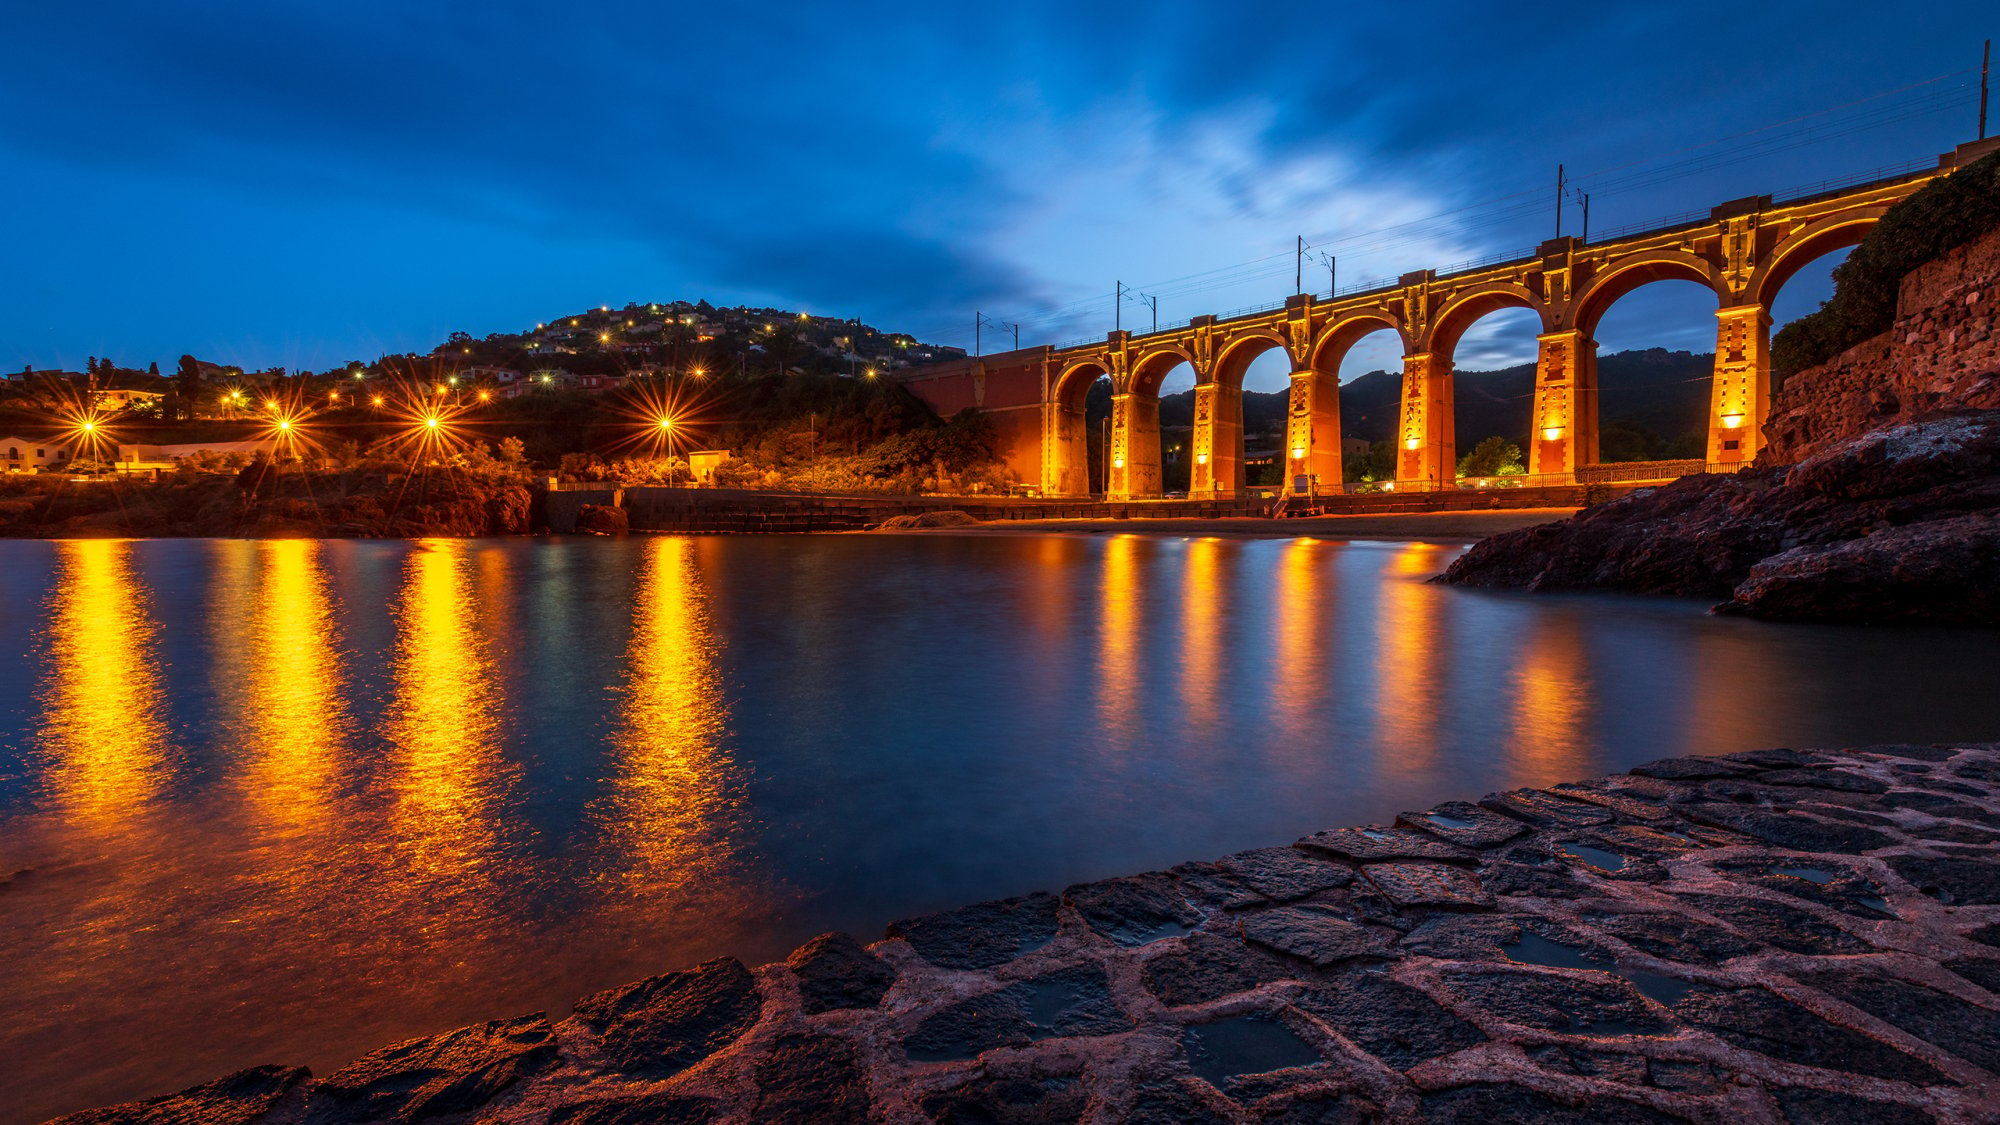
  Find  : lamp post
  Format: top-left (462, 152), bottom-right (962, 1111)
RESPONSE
top-left (1101, 415), bottom-right (1111, 497)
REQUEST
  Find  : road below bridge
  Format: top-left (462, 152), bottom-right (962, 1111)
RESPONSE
top-left (875, 508), bottom-right (1576, 541)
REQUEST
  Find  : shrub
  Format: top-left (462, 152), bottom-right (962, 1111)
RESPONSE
top-left (1456, 436), bottom-right (1523, 478)
top-left (1772, 150), bottom-right (2000, 387)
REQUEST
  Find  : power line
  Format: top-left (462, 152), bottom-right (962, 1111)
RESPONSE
top-left (928, 64), bottom-right (1982, 349)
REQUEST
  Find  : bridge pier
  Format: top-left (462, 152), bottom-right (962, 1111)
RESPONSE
top-left (1108, 391), bottom-right (1162, 499)
top-left (1045, 397), bottom-right (1090, 497)
top-left (1708, 304), bottom-right (1770, 468)
top-left (1284, 368), bottom-right (1342, 493)
top-left (1396, 351), bottom-right (1454, 489)
top-left (1190, 382), bottom-right (1243, 498)
top-left (1529, 330), bottom-right (1598, 480)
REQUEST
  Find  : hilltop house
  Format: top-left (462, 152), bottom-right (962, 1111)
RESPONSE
top-left (92, 387), bottom-right (166, 412)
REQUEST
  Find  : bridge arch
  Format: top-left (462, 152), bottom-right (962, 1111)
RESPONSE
top-left (1049, 358), bottom-right (1110, 497)
top-left (1425, 283), bottom-right (1549, 363)
top-left (1310, 309), bottom-right (1408, 374)
top-left (1398, 285), bottom-right (1546, 488)
top-left (1125, 345), bottom-right (1194, 398)
top-left (1210, 330), bottom-right (1288, 389)
top-left (1749, 207), bottom-right (1889, 308)
top-left (1185, 331), bottom-right (1290, 498)
top-left (1098, 348), bottom-right (1191, 500)
top-left (1570, 250), bottom-right (1726, 338)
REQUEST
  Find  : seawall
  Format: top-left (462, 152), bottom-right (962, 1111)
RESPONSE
top-left (549, 484), bottom-right (1598, 534)
top-left (59, 742), bottom-right (2000, 1123)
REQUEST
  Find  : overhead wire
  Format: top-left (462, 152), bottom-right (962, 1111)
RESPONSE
top-left (915, 65), bottom-right (1982, 348)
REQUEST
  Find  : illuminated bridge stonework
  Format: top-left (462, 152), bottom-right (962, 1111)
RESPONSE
top-left (897, 140), bottom-right (2000, 499)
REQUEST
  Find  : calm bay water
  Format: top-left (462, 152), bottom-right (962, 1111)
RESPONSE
top-left (3, 532), bottom-right (1999, 1120)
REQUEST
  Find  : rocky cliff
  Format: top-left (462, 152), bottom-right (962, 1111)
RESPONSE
top-left (1763, 226), bottom-right (2000, 464)
top-left (1435, 412), bottom-right (2000, 624)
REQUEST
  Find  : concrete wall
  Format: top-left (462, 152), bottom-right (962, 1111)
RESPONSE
top-left (543, 488), bottom-right (620, 533)
top-left (897, 349), bottom-right (1050, 488)
top-left (602, 484), bottom-right (1596, 533)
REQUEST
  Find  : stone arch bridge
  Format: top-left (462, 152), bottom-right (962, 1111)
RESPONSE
top-left (898, 139), bottom-right (2000, 499)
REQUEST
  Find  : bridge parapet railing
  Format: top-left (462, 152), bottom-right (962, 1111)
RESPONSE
top-left (1337, 459), bottom-right (1741, 495)
top-left (1341, 473), bottom-right (1578, 494)
top-left (1575, 459), bottom-right (1709, 484)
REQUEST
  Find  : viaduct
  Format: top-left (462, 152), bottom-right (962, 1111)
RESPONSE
top-left (897, 138), bottom-right (2000, 499)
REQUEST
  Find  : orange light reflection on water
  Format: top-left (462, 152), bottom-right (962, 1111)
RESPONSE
top-left (1096, 535), bottom-right (1142, 736)
top-left (1179, 538), bottom-right (1225, 736)
top-left (1507, 615), bottom-right (1593, 780)
top-left (595, 537), bottom-right (739, 901)
top-left (38, 540), bottom-right (170, 818)
top-left (242, 540), bottom-right (349, 827)
top-left (1272, 538), bottom-right (1329, 740)
top-left (387, 540), bottom-right (515, 877)
top-left (1373, 543), bottom-right (1446, 778)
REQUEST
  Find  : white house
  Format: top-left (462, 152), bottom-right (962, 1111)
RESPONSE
top-left (0, 436), bottom-right (71, 472)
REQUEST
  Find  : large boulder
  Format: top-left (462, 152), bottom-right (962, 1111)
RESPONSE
top-left (1722, 513), bottom-right (2000, 623)
top-left (1438, 411), bottom-right (2000, 624)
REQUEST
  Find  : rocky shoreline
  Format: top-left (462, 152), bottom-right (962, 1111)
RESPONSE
top-left (56, 742), bottom-right (2000, 1124)
top-left (1436, 413), bottom-right (2000, 624)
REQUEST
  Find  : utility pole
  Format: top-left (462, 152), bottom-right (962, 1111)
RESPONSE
top-left (1115, 281), bottom-right (1125, 333)
top-left (1296, 235), bottom-right (1305, 294)
top-left (976, 312), bottom-right (1020, 355)
top-left (1981, 38), bottom-right (1991, 141)
top-left (1579, 192), bottom-right (1591, 244)
top-left (1320, 252), bottom-right (1336, 297)
top-left (1140, 292), bottom-right (1158, 333)
top-left (1555, 163), bottom-right (1565, 239)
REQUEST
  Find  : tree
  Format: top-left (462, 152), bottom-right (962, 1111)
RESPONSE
top-left (148, 361), bottom-right (160, 377)
top-left (175, 355), bottom-right (204, 421)
top-left (1346, 440), bottom-right (1399, 482)
top-left (1457, 436), bottom-right (1524, 478)
top-left (497, 436), bottom-right (526, 465)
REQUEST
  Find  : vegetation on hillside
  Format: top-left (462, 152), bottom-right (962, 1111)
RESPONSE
top-left (3, 302), bottom-right (1013, 494)
top-left (1772, 149), bottom-right (2000, 387)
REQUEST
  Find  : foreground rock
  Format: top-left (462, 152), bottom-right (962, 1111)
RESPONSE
top-left (56, 742), bottom-right (2000, 1123)
top-left (1436, 412), bottom-right (2000, 624)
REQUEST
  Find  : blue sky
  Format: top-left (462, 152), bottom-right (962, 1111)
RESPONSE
top-left (2, 2), bottom-right (1991, 392)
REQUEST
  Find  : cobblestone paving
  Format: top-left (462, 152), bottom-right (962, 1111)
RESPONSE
top-left (57, 744), bottom-right (2000, 1124)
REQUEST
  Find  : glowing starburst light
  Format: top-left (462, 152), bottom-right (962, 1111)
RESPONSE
top-left (609, 378), bottom-right (711, 463)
